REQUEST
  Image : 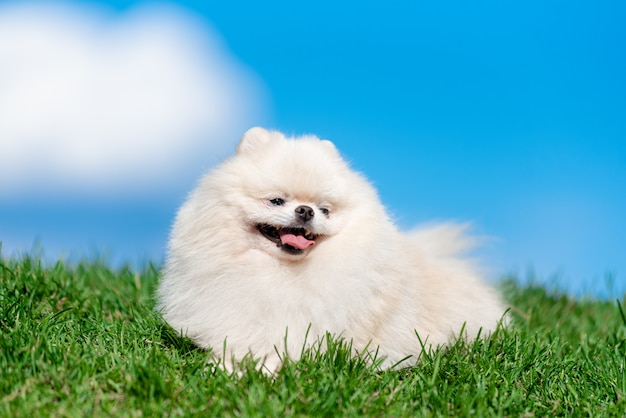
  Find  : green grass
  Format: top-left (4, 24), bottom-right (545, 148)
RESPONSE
top-left (1, 254), bottom-right (625, 417)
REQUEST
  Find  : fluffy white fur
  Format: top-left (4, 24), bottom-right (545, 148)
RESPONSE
top-left (157, 127), bottom-right (506, 373)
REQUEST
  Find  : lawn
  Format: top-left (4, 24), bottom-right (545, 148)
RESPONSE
top-left (1, 254), bottom-right (625, 416)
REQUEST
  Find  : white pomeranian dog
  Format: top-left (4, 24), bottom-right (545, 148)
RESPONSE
top-left (157, 127), bottom-right (506, 373)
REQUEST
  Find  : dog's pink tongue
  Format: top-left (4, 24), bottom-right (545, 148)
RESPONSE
top-left (279, 232), bottom-right (315, 249)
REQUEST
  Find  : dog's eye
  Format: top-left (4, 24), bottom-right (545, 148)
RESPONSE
top-left (269, 198), bottom-right (285, 206)
top-left (319, 207), bottom-right (330, 216)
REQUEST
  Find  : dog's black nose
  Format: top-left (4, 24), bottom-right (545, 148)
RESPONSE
top-left (295, 205), bottom-right (314, 223)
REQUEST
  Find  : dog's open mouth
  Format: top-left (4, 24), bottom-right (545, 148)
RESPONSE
top-left (257, 224), bottom-right (317, 254)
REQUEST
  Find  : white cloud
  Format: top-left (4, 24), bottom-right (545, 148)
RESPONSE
top-left (0, 2), bottom-right (267, 199)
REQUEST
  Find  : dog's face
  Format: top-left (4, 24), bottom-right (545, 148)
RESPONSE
top-left (224, 127), bottom-right (364, 260)
top-left (255, 197), bottom-right (332, 257)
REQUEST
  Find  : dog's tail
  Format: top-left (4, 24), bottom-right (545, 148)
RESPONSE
top-left (406, 222), bottom-right (482, 258)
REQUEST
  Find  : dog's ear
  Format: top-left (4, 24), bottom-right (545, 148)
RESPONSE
top-left (320, 139), bottom-right (338, 155)
top-left (237, 127), bottom-right (275, 155)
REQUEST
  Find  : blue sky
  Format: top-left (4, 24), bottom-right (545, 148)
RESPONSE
top-left (1, 0), bottom-right (625, 297)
